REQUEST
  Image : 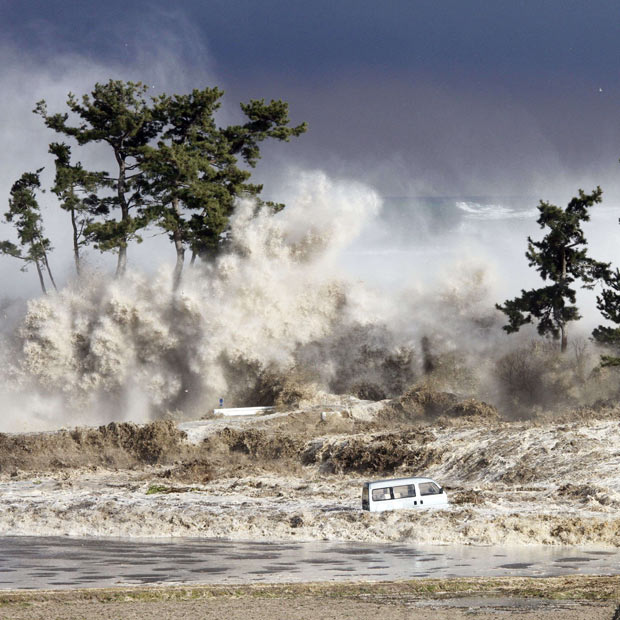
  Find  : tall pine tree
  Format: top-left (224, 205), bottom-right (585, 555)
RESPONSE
top-left (0, 170), bottom-right (57, 294)
top-left (497, 187), bottom-right (607, 352)
top-left (139, 89), bottom-right (307, 290)
top-left (49, 142), bottom-right (108, 276)
top-left (35, 80), bottom-right (161, 277)
top-left (35, 81), bottom-right (306, 286)
top-left (592, 265), bottom-right (620, 366)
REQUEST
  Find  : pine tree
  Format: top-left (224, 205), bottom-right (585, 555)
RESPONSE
top-left (0, 170), bottom-right (57, 294)
top-left (496, 187), bottom-right (607, 352)
top-left (48, 142), bottom-right (108, 276)
top-left (139, 89), bottom-right (307, 290)
top-left (35, 81), bottom-right (306, 286)
top-left (35, 80), bottom-right (161, 277)
top-left (592, 264), bottom-right (620, 365)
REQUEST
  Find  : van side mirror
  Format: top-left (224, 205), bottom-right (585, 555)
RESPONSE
top-left (439, 487), bottom-right (444, 494)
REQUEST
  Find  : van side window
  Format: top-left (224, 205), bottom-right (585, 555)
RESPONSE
top-left (392, 484), bottom-right (416, 499)
top-left (371, 487), bottom-right (392, 501)
top-left (419, 481), bottom-right (441, 496)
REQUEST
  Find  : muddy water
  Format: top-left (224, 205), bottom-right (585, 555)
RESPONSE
top-left (1, 537), bottom-right (619, 590)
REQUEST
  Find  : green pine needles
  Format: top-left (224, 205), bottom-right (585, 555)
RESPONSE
top-left (3, 79), bottom-right (307, 291)
top-left (0, 169), bottom-right (57, 294)
top-left (496, 187), bottom-right (608, 352)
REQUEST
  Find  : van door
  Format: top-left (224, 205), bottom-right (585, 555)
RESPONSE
top-left (390, 483), bottom-right (418, 510)
top-left (369, 485), bottom-right (393, 512)
top-left (417, 481), bottom-right (447, 507)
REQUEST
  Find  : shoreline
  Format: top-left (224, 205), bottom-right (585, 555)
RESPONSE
top-left (2, 574), bottom-right (620, 600)
top-left (1, 576), bottom-right (619, 620)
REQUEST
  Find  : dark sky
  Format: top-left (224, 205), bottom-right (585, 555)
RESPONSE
top-left (5, 1), bottom-right (620, 84)
top-left (3, 0), bottom-right (620, 198)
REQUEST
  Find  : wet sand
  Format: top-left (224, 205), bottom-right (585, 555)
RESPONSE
top-left (0, 596), bottom-right (614, 619)
top-left (0, 578), bottom-right (618, 619)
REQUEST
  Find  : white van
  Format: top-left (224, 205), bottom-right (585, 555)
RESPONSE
top-left (362, 476), bottom-right (448, 512)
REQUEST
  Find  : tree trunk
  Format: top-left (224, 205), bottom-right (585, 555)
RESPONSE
top-left (71, 208), bottom-right (81, 277)
top-left (114, 151), bottom-right (129, 279)
top-left (561, 326), bottom-right (568, 353)
top-left (116, 244), bottom-right (127, 278)
top-left (172, 198), bottom-right (184, 291)
top-left (560, 248), bottom-right (567, 352)
top-left (172, 239), bottom-right (185, 291)
top-left (42, 253), bottom-right (58, 292)
top-left (34, 232), bottom-right (58, 292)
top-left (35, 260), bottom-right (47, 295)
top-left (421, 336), bottom-right (435, 374)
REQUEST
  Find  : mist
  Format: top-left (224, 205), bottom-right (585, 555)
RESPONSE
top-left (2, 15), bottom-right (620, 432)
top-left (2, 164), bottom-right (618, 432)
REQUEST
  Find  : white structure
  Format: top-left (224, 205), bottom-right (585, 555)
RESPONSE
top-left (212, 406), bottom-right (275, 417)
top-left (362, 476), bottom-right (448, 512)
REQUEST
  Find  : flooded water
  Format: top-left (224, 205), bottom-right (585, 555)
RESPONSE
top-left (1, 537), bottom-right (619, 590)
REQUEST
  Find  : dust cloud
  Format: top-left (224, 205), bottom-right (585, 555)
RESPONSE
top-left (1, 167), bottom-right (619, 432)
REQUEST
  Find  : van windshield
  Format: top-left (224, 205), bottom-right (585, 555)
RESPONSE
top-left (419, 481), bottom-right (441, 495)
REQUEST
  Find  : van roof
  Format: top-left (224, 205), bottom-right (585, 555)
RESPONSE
top-left (364, 476), bottom-right (436, 487)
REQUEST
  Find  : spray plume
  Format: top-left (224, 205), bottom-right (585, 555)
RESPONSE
top-left (1, 169), bottom-right (618, 433)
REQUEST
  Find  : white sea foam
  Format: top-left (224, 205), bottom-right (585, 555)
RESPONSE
top-left (456, 201), bottom-right (538, 220)
top-left (0, 168), bottom-right (614, 439)
top-left (2, 168), bottom-right (527, 433)
top-left (0, 171), bottom-right (391, 431)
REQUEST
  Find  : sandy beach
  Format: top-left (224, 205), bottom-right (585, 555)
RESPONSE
top-left (1, 578), bottom-right (619, 619)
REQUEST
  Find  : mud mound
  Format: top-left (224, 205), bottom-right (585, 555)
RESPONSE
top-left (159, 459), bottom-right (214, 484)
top-left (445, 399), bottom-right (499, 420)
top-left (71, 421), bottom-right (187, 465)
top-left (204, 428), bottom-right (305, 461)
top-left (303, 430), bottom-right (440, 474)
top-left (0, 421), bottom-right (188, 473)
top-left (402, 385), bottom-right (459, 416)
top-left (436, 399), bottom-right (502, 427)
top-left (85, 421), bottom-right (186, 464)
top-left (499, 463), bottom-right (539, 484)
top-left (378, 385), bottom-right (469, 423)
top-left (274, 377), bottom-right (322, 410)
top-left (450, 489), bottom-right (487, 505)
top-left (557, 483), bottom-right (614, 506)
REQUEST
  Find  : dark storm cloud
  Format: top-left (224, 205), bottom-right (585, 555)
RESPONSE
top-left (5, 1), bottom-right (620, 84)
top-left (3, 0), bottom-right (620, 198)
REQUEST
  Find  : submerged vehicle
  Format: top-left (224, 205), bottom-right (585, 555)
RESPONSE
top-left (362, 476), bottom-right (448, 512)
